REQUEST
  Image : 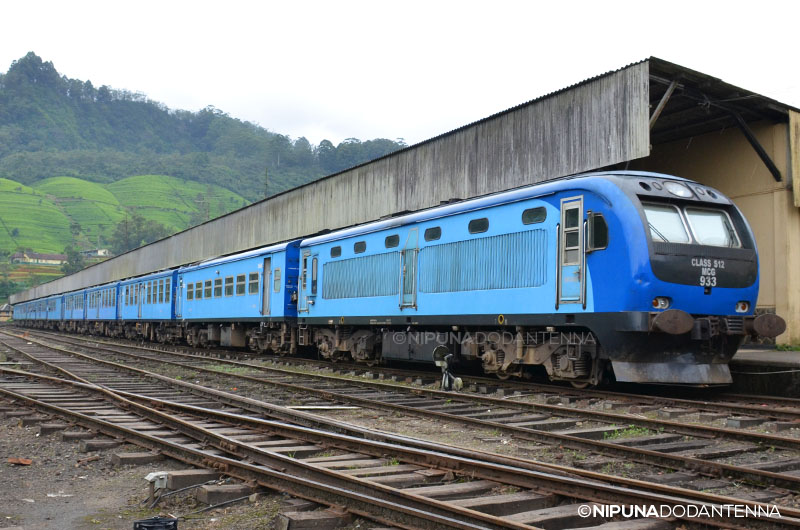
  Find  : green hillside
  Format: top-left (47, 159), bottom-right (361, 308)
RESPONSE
top-left (0, 178), bottom-right (72, 253)
top-left (34, 176), bottom-right (125, 246)
top-left (107, 175), bottom-right (249, 230)
top-left (0, 175), bottom-right (250, 258)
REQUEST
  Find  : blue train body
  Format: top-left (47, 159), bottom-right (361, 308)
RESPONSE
top-left (11, 171), bottom-right (784, 385)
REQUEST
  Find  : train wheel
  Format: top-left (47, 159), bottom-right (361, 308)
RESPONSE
top-left (570, 380), bottom-right (591, 389)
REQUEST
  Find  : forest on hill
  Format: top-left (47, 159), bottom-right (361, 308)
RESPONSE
top-left (0, 52), bottom-right (407, 201)
top-left (0, 52), bottom-right (407, 301)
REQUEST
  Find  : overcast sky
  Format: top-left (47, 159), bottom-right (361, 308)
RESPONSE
top-left (2, 1), bottom-right (798, 147)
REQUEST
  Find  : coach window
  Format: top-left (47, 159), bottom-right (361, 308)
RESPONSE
top-left (161, 280), bottom-right (166, 303)
top-left (385, 235), bottom-right (399, 248)
top-left (424, 227), bottom-right (441, 241)
top-left (587, 213), bottom-right (609, 251)
top-left (522, 207), bottom-right (547, 225)
top-left (187, 283), bottom-right (194, 300)
top-left (236, 274), bottom-right (246, 295)
top-left (204, 280), bottom-right (212, 298)
top-left (354, 241), bottom-right (366, 254)
top-left (330, 246), bottom-right (341, 258)
top-left (273, 269), bottom-right (281, 292)
top-left (311, 258), bottom-right (318, 295)
top-left (165, 279), bottom-right (171, 302)
top-left (225, 276), bottom-right (234, 296)
top-left (248, 273), bottom-right (259, 295)
top-left (195, 282), bottom-right (203, 300)
top-left (468, 218), bottom-right (489, 234)
top-left (214, 278), bottom-right (222, 297)
top-left (147, 282), bottom-right (152, 304)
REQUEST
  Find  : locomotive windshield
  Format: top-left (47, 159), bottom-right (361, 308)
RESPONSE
top-left (643, 203), bottom-right (740, 248)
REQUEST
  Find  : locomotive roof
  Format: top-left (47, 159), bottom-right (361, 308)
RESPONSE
top-left (300, 170), bottom-right (699, 247)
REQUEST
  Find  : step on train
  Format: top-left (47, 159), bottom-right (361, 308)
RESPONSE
top-left (13, 171), bottom-right (786, 386)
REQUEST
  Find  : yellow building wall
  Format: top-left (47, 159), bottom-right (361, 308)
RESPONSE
top-left (630, 120), bottom-right (800, 344)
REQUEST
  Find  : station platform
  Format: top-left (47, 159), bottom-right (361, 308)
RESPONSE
top-left (729, 347), bottom-right (800, 397)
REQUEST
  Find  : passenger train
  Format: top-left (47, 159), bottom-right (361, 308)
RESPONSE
top-left (12, 171), bottom-right (785, 386)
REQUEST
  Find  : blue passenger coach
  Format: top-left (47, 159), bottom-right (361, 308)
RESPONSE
top-left (178, 241), bottom-right (300, 349)
top-left (118, 270), bottom-right (177, 341)
top-left (296, 171), bottom-right (783, 385)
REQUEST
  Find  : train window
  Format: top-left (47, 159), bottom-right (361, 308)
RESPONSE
top-left (385, 235), bottom-right (399, 248)
top-left (354, 241), bottom-right (366, 254)
top-left (468, 218), bottom-right (489, 234)
top-left (274, 269), bottom-right (281, 292)
top-left (685, 207), bottom-right (741, 248)
top-left (204, 280), bottom-right (212, 298)
top-left (643, 203), bottom-right (689, 244)
top-left (562, 203), bottom-right (582, 265)
top-left (187, 283), bottom-right (194, 300)
top-left (301, 257), bottom-right (307, 290)
top-left (523, 207), bottom-right (546, 225)
top-left (331, 246), bottom-right (341, 258)
top-left (236, 274), bottom-right (246, 295)
top-left (588, 213), bottom-right (608, 251)
top-left (146, 282), bottom-right (151, 304)
top-left (225, 276), bottom-right (234, 296)
top-left (424, 227), bottom-right (441, 241)
top-left (311, 258), bottom-right (318, 295)
top-left (195, 282), bottom-right (203, 300)
top-left (165, 279), bottom-right (170, 302)
top-left (248, 273), bottom-right (259, 295)
top-left (214, 278), bottom-right (222, 297)
top-left (125, 286), bottom-right (129, 306)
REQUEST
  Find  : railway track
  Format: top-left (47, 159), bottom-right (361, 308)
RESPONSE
top-left (3, 331), bottom-right (800, 503)
top-left (23, 327), bottom-right (800, 421)
top-left (3, 333), bottom-right (796, 528)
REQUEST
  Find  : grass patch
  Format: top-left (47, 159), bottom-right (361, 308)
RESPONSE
top-left (603, 425), bottom-right (653, 440)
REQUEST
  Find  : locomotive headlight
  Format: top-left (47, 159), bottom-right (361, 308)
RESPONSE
top-left (735, 301), bottom-right (750, 313)
top-left (652, 297), bottom-right (671, 310)
top-left (664, 181), bottom-right (693, 198)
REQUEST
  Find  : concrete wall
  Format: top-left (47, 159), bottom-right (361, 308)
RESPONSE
top-left (11, 63), bottom-right (650, 304)
top-left (631, 121), bottom-right (800, 343)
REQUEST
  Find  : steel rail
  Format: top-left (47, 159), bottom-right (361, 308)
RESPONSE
top-left (4, 331), bottom-right (800, 491)
top-left (27, 328), bottom-right (800, 420)
top-left (2, 366), bottom-right (796, 529)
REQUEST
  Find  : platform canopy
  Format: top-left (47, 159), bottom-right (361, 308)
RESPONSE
top-left (11, 57), bottom-right (798, 303)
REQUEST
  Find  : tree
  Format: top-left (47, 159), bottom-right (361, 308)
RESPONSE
top-left (61, 246), bottom-right (86, 275)
top-left (110, 213), bottom-right (170, 255)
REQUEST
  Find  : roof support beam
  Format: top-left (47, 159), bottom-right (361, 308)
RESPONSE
top-left (649, 79), bottom-right (678, 129)
top-left (730, 111), bottom-right (783, 182)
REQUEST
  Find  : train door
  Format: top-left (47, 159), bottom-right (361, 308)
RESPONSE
top-left (137, 283), bottom-right (143, 319)
top-left (96, 291), bottom-right (101, 319)
top-left (557, 196), bottom-right (585, 307)
top-left (175, 277), bottom-right (183, 318)
top-left (400, 229), bottom-right (418, 309)
top-left (298, 251), bottom-right (310, 312)
top-left (262, 257), bottom-right (271, 315)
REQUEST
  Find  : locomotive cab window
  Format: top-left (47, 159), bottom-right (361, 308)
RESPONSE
top-left (643, 203), bottom-right (690, 243)
top-left (685, 207), bottom-right (740, 248)
top-left (587, 213), bottom-right (608, 251)
top-left (424, 227), bottom-right (441, 241)
top-left (468, 218), bottom-right (489, 234)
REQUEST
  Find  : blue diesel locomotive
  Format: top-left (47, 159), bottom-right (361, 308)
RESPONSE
top-left (12, 171), bottom-right (785, 386)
